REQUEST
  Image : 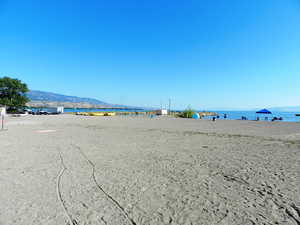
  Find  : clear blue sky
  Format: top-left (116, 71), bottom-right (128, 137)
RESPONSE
top-left (0, 0), bottom-right (299, 109)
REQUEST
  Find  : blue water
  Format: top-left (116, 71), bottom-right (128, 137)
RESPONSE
top-left (206, 111), bottom-right (300, 122)
top-left (32, 108), bottom-right (300, 122)
top-left (67, 109), bottom-right (299, 122)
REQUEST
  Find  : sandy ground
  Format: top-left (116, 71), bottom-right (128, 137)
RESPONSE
top-left (0, 115), bottom-right (299, 225)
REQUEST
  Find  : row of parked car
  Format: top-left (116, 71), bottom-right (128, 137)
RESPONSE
top-left (28, 110), bottom-right (62, 115)
top-left (12, 109), bottom-right (62, 115)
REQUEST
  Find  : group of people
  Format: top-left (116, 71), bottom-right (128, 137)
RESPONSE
top-left (212, 114), bottom-right (283, 122)
top-left (271, 117), bottom-right (283, 121)
top-left (212, 114), bottom-right (227, 121)
top-left (256, 116), bottom-right (283, 121)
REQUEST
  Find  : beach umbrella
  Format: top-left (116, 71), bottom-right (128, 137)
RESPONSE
top-left (256, 109), bottom-right (272, 114)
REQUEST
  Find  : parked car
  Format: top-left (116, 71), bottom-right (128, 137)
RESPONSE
top-left (32, 110), bottom-right (49, 115)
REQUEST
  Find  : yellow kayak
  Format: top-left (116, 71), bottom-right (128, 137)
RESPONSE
top-left (89, 112), bottom-right (105, 116)
top-left (104, 112), bottom-right (116, 116)
top-left (77, 112), bottom-right (89, 116)
top-left (76, 112), bottom-right (116, 116)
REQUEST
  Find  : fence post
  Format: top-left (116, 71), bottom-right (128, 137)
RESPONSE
top-left (1, 115), bottom-right (4, 130)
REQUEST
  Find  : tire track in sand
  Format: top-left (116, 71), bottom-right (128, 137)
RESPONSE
top-left (56, 153), bottom-right (77, 225)
top-left (73, 144), bottom-right (138, 225)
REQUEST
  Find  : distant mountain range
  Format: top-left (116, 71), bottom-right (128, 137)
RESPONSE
top-left (26, 90), bottom-right (140, 109)
top-left (27, 90), bottom-right (109, 105)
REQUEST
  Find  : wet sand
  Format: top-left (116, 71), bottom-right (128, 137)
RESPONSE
top-left (0, 115), bottom-right (299, 225)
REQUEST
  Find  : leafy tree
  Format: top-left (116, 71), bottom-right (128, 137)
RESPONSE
top-left (0, 76), bottom-right (29, 111)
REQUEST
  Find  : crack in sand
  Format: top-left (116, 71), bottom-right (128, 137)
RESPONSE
top-left (100, 216), bottom-right (108, 225)
top-left (73, 145), bottom-right (138, 225)
top-left (291, 204), bottom-right (300, 218)
top-left (56, 153), bottom-right (77, 225)
top-left (286, 207), bottom-right (300, 225)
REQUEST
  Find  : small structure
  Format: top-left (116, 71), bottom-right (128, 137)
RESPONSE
top-left (155, 109), bottom-right (168, 115)
top-left (192, 113), bottom-right (200, 119)
top-left (57, 107), bottom-right (64, 114)
top-left (47, 107), bottom-right (64, 114)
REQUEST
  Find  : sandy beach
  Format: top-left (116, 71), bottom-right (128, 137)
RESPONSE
top-left (0, 115), bottom-right (299, 225)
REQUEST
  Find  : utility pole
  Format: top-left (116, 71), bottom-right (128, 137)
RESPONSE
top-left (168, 98), bottom-right (171, 115)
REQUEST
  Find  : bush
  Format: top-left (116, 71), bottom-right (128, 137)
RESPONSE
top-left (179, 107), bottom-right (195, 118)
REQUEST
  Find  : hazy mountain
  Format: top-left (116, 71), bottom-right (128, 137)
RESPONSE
top-left (26, 90), bottom-right (141, 109)
top-left (27, 90), bottom-right (109, 105)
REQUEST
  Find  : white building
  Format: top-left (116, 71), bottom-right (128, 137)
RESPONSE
top-left (47, 107), bottom-right (64, 114)
top-left (56, 107), bottom-right (64, 114)
top-left (155, 109), bottom-right (168, 115)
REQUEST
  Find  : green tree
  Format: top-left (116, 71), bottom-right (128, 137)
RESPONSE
top-left (0, 77), bottom-right (29, 111)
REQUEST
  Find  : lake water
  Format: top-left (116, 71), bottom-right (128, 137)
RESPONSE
top-left (33, 108), bottom-right (300, 122)
top-left (65, 109), bottom-right (300, 122)
top-left (208, 111), bottom-right (300, 122)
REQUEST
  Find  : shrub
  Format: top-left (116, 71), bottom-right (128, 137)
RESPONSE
top-left (180, 107), bottom-right (195, 118)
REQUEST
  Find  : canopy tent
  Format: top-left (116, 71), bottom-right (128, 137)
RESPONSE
top-left (256, 109), bottom-right (272, 114)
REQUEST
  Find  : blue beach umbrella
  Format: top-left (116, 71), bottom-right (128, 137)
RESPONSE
top-left (256, 109), bottom-right (272, 114)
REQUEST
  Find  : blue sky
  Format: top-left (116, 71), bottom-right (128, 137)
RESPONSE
top-left (0, 0), bottom-right (299, 109)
